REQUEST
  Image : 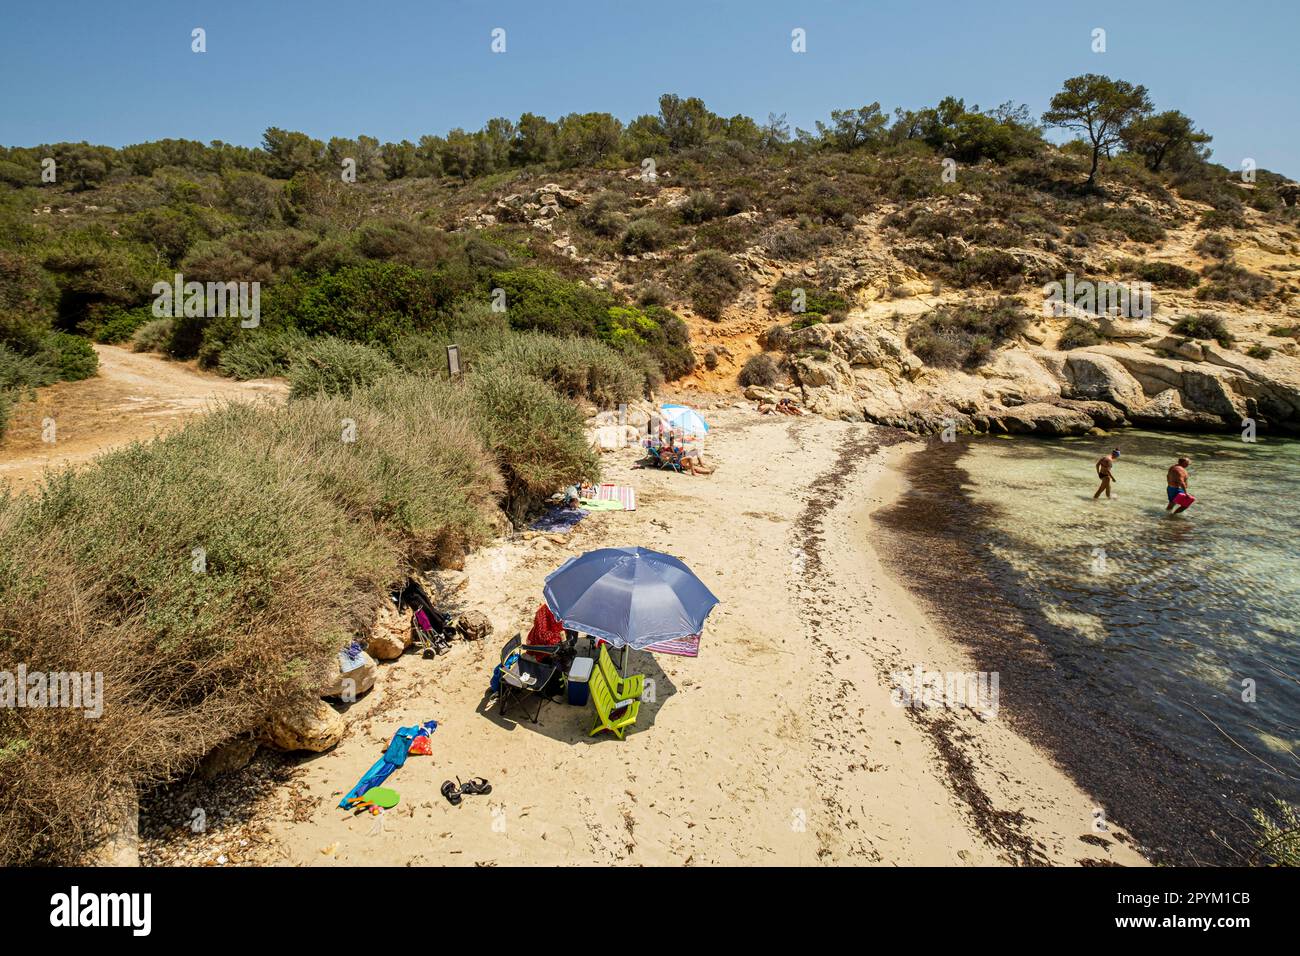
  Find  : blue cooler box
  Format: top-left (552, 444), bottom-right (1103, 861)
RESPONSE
top-left (567, 657), bottom-right (594, 706)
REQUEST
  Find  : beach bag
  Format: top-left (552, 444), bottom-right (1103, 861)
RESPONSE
top-left (1173, 492), bottom-right (1196, 508)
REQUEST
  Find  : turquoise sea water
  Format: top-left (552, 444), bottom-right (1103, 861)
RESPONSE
top-left (958, 430), bottom-right (1300, 809)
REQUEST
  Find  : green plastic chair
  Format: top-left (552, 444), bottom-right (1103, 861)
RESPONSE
top-left (589, 665), bottom-right (640, 739)
top-left (596, 643), bottom-right (644, 701)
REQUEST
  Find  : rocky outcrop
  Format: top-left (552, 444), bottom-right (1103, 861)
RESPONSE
top-left (778, 314), bottom-right (1300, 436)
top-left (320, 649), bottom-right (377, 700)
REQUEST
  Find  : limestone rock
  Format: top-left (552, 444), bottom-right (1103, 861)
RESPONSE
top-left (320, 649), bottom-right (377, 699)
top-left (262, 698), bottom-right (345, 753)
top-left (367, 603), bottom-right (413, 661)
top-left (457, 610), bottom-right (492, 642)
top-left (198, 736), bottom-right (259, 780)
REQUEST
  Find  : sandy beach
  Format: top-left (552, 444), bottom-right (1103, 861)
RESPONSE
top-left (140, 404), bottom-right (1147, 866)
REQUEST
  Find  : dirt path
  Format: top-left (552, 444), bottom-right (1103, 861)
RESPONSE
top-left (0, 345), bottom-right (286, 491)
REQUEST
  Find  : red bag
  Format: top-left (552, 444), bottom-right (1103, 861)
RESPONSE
top-left (1173, 492), bottom-right (1195, 508)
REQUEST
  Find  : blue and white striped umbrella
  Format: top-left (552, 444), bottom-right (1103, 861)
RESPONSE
top-left (543, 547), bottom-right (720, 651)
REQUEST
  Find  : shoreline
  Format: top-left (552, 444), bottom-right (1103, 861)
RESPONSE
top-left (138, 406), bottom-right (1146, 866)
top-left (871, 436), bottom-right (1264, 865)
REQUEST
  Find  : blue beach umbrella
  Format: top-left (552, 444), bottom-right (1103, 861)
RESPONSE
top-left (543, 547), bottom-right (720, 652)
top-left (659, 404), bottom-right (710, 436)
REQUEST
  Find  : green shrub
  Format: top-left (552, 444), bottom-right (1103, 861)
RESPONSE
top-left (953, 249), bottom-right (1024, 288)
top-left (1128, 260), bottom-right (1200, 288)
top-left (0, 389), bottom-right (10, 440)
top-left (490, 268), bottom-right (612, 338)
top-left (1171, 312), bottom-right (1235, 348)
top-left (620, 217), bottom-right (669, 254)
top-left (687, 250), bottom-right (742, 320)
top-left (1198, 207), bottom-right (1245, 231)
top-left (907, 299), bottom-right (1028, 368)
top-left (577, 192), bottom-right (627, 238)
top-left (485, 331), bottom-right (645, 405)
top-left (1252, 799), bottom-right (1300, 866)
top-left (1058, 319), bottom-right (1102, 350)
top-left (217, 328), bottom-right (309, 379)
top-left (738, 352), bottom-right (781, 388)
top-left (85, 305), bottom-right (154, 344)
top-left (1194, 233), bottom-right (1233, 259)
top-left (131, 318), bottom-right (175, 353)
top-left (288, 337), bottom-right (396, 397)
top-left (771, 280), bottom-right (849, 319)
top-left (680, 190), bottom-right (722, 224)
top-left (465, 365), bottom-right (599, 515)
top-left (1246, 344), bottom-right (1272, 360)
top-left (1081, 206), bottom-right (1166, 244)
top-left (1196, 263), bottom-right (1278, 304)
top-left (0, 342), bottom-right (56, 391)
top-left (45, 332), bottom-right (98, 382)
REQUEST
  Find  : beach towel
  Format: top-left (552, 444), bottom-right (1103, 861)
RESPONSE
top-left (594, 484), bottom-right (637, 511)
top-left (643, 633), bottom-right (702, 658)
top-left (339, 719), bottom-right (437, 808)
top-left (529, 507), bottom-right (587, 533)
top-left (578, 498), bottom-right (624, 511)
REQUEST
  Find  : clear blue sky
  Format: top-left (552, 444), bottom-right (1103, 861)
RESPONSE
top-left (2, 0), bottom-right (1296, 176)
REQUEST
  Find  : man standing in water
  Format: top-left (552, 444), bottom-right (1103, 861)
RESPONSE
top-left (1094, 449), bottom-right (1120, 499)
top-left (1166, 456), bottom-right (1192, 513)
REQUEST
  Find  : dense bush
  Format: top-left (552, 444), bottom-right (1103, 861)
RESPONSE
top-left (1171, 312), bottom-right (1235, 348)
top-left (217, 328), bottom-right (310, 379)
top-left (1124, 260), bottom-right (1200, 288)
top-left (131, 318), bottom-right (174, 353)
top-left (770, 280), bottom-right (849, 319)
top-left (952, 249), bottom-right (1025, 289)
top-left (738, 352), bottom-right (781, 387)
top-left (0, 372), bottom-right (525, 864)
top-left (1196, 262), bottom-right (1278, 304)
top-left (1057, 319), bottom-right (1102, 350)
top-left (687, 250), bottom-right (743, 320)
top-left (1081, 206), bottom-right (1166, 244)
top-left (907, 299), bottom-right (1028, 368)
top-left (464, 365), bottom-right (599, 514)
top-left (287, 337), bottom-right (396, 397)
top-left (490, 268), bottom-right (612, 338)
top-left (620, 217), bottom-right (669, 254)
top-left (1194, 233), bottom-right (1233, 259)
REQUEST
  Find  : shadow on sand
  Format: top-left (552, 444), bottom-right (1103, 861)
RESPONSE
top-left (475, 647), bottom-right (679, 744)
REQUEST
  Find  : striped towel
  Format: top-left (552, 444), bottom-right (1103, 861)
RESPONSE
top-left (595, 484), bottom-right (636, 511)
top-left (643, 633), bottom-right (701, 658)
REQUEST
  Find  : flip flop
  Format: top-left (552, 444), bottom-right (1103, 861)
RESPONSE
top-left (458, 776), bottom-right (492, 796)
top-left (440, 780), bottom-right (462, 806)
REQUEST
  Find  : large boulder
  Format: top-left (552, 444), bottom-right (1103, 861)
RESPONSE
top-left (367, 604), bottom-right (413, 661)
top-left (320, 649), bottom-right (377, 700)
top-left (262, 698), bottom-right (345, 753)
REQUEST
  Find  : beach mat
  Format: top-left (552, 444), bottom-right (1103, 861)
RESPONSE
top-left (643, 633), bottom-right (701, 657)
top-left (595, 484), bottom-right (636, 511)
top-left (530, 507), bottom-right (587, 533)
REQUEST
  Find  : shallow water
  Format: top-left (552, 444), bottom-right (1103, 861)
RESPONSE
top-left (959, 430), bottom-right (1300, 807)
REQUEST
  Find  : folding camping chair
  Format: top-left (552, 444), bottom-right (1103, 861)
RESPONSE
top-left (497, 634), bottom-right (559, 724)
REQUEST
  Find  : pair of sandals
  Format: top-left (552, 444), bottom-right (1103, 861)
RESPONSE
top-left (441, 776), bottom-right (491, 806)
